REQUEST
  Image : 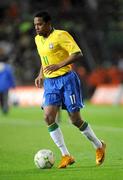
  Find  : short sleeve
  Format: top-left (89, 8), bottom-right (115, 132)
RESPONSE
top-left (58, 31), bottom-right (81, 55)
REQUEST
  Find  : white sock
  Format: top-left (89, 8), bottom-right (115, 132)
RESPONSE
top-left (81, 124), bottom-right (102, 149)
top-left (50, 127), bottom-right (70, 156)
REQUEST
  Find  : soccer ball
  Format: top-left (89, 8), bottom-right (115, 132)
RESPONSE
top-left (34, 149), bottom-right (55, 169)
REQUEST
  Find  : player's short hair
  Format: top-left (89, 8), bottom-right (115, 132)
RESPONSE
top-left (34, 11), bottom-right (51, 23)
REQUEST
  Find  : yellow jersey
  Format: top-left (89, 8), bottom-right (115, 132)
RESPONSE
top-left (35, 29), bottom-right (81, 78)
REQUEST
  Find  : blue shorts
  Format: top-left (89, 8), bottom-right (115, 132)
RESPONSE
top-left (42, 71), bottom-right (84, 112)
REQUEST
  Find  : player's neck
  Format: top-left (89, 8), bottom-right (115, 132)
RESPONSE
top-left (44, 27), bottom-right (54, 38)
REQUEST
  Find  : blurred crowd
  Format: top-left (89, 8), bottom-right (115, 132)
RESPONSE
top-left (0, 0), bottom-right (123, 98)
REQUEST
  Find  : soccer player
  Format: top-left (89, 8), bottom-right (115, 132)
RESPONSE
top-left (0, 62), bottom-right (15, 114)
top-left (34, 11), bottom-right (106, 168)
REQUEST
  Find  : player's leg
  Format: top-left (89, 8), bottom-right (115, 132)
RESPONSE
top-left (68, 111), bottom-right (106, 165)
top-left (44, 105), bottom-right (69, 155)
top-left (55, 108), bottom-right (61, 123)
top-left (1, 91), bottom-right (9, 114)
top-left (68, 111), bottom-right (102, 148)
top-left (64, 71), bottom-right (106, 165)
top-left (0, 92), bottom-right (2, 112)
top-left (43, 105), bottom-right (74, 168)
top-left (43, 77), bottom-right (75, 168)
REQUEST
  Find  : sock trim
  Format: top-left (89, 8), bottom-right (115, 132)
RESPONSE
top-left (48, 123), bottom-right (59, 132)
top-left (79, 121), bottom-right (88, 131)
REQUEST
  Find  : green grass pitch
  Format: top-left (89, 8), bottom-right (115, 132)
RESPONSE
top-left (0, 103), bottom-right (123, 180)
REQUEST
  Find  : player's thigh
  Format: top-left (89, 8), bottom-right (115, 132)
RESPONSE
top-left (43, 78), bottom-right (62, 107)
top-left (43, 105), bottom-right (59, 125)
top-left (63, 72), bottom-right (83, 112)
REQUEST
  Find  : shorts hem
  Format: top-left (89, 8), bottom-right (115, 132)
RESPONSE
top-left (42, 103), bottom-right (61, 108)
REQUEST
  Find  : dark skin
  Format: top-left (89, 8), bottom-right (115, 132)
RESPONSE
top-left (34, 17), bottom-right (84, 127)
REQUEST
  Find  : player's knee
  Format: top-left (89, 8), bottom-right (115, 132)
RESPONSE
top-left (71, 118), bottom-right (82, 128)
top-left (69, 114), bottom-right (84, 128)
top-left (44, 113), bottom-right (55, 125)
top-left (69, 112), bottom-right (84, 127)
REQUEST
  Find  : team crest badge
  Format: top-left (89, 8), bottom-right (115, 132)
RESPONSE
top-left (49, 43), bottom-right (54, 49)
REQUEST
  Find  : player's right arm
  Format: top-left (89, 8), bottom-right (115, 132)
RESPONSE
top-left (35, 65), bottom-right (44, 88)
top-left (35, 36), bottom-right (44, 88)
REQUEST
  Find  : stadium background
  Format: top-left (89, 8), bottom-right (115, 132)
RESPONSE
top-left (0, 0), bottom-right (123, 102)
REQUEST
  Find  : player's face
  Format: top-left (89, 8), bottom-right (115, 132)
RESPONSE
top-left (34, 17), bottom-right (50, 36)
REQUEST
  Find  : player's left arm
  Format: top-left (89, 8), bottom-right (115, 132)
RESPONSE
top-left (43, 52), bottom-right (82, 74)
top-left (58, 51), bottom-right (82, 67)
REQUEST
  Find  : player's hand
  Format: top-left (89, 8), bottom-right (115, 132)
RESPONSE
top-left (35, 75), bottom-right (43, 88)
top-left (43, 64), bottom-right (60, 74)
